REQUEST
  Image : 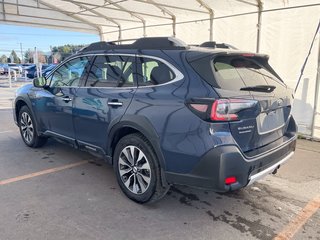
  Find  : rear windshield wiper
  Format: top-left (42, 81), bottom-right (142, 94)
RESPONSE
top-left (240, 85), bottom-right (276, 93)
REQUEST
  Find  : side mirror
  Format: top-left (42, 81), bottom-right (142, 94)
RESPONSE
top-left (33, 77), bottom-right (47, 88)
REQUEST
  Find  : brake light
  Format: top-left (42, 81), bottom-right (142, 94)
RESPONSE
top-left (187, 98), bottom-right (257, 122)
top-left (225, 176), bottom-right (237, 185)
top-left (241, 53), bottom-right (255, 57)
top-left (211, 100), bottom-right (238, 121)
top-left (210, 99), bottom-right (257, 122)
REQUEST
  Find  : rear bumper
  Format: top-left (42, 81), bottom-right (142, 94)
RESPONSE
top-left (165, 135), bottom-right (296, 192)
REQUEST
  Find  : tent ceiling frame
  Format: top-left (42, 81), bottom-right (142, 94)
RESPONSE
top-left (65, 1), bottom-right (122, 40)
top-left (145, 0), bottom-right (176, 37)
top-left (235, 0), bottom-right (258, 7)
top-left (105, 0), bottom-right (147, 37)
top-left (1, 19), bottom-right (97, 32)
top-left (196, 0), bottom-right (214, 41)
top-left (66, 0), bottom-right (118, 16)
top-left (32, 0), bottom-right (100, 34)
top-left (66, 0), bottom-right (128, 16)
top-left (133, 0), bottom-right (207, 14)
top-left (1, 12), bottom-right (102, 25)
top-left (2, 1), bottom-right (137, 24)
top-left (62, 0), bottom-right (171, 20)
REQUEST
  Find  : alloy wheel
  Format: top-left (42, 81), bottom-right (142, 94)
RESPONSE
top-left (118, 145), bottom-right (151, 195)
top-left (20, 112), bottom-right (34, 144)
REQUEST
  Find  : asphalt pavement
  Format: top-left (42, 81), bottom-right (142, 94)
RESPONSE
top-left (0, 85), bottom-right (319, 240)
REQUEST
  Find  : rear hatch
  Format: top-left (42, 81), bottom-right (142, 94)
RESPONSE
top-left (187, 52), bottom-right (293, 154)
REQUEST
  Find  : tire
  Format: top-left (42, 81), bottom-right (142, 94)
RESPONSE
top-left (113, 133), bottom-right (169, 204)
top-left (18, 105), bottom-right (47, 148)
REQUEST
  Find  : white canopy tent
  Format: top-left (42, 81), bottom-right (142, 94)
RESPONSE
top-left (1, 0), bottom-right (320, 138)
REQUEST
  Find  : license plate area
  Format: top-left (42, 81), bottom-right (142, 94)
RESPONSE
top-left (256, 108), bottom-right (285, 134)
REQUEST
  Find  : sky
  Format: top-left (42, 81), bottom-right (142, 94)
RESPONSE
top-left (0, 24), bottom-right (100, 57)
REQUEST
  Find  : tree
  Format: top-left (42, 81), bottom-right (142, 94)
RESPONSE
top-left (10, 50), bottom-right (21, 63)
top-left (51, 44), bottom-right (85, 62)
top-left (24, 49), bottom-right (47, 63)
top-left (37, 51), bottom-right (46, 63)
top-left (0, 55), bottom-right (7, 63)
top-left (24, 49), bottom-right (33, 63)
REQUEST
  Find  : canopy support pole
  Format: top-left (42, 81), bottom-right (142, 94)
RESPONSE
top-left (105, 0), bottom-right (147, 38)
top-left (256, 0), bottom-right (263, 53)
top-left (146, 0), bottom-right (176, 37)
top-left (196, 0), bottom-right (214, 41)
top-left (1, 0), bottom-right (5, 20)
top-left (16, 0), bottom-right (19, 15)
top-left (311, 36), bottom-right (320, 138)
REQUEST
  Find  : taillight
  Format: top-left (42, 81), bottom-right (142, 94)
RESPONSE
top-left (211, 99), bottom-right (257, 121)
top-left (211, 99), bottom-right (238, 121)
top-left (189, 104), bottom-right (208, 113)
top-left (187, 98), bottom-right (257, 122)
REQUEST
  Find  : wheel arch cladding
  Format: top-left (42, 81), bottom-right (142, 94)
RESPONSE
top-left (15, 99), bottom-right (29, 123)
top-left (108, 115), bottom-right (168, 186)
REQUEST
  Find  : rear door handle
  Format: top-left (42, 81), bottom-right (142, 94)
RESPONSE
top-left (62, 96), bottom-right (72, 102)
top-left (107, 102), bottom-right (123, 107)
top-left (107, 101), bottom-right (123, 107)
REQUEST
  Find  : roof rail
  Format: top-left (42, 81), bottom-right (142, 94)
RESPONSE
top-left (199, 41), bottom-right (238, 50)
top-left (133, 37), bottom-right (188, 49)
top-left (78, 41), bottom-right (116, 52)
top-left (79, 37), bottom-right (189, 52)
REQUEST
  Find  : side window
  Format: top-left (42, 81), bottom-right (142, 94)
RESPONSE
top-left (85, 55), bottom-right (134, 87)
top-left (49, 57), bottom-right (89, 87)
top-left (139, 57), bottom-right (175, 86)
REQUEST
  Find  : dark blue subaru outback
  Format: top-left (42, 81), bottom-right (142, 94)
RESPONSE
top-left (13, 37), bottom-right (297, 203)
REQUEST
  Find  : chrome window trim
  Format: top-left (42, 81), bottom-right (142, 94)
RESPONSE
top-left (46, 56), bottom-right (91, 88)
top-left (46, 53), bottom-right (184, 89)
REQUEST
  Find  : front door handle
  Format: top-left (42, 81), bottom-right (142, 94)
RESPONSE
top-left (107, 101), bottom-right (123, 107)
top-left (62, 96), bottom-right (72, 103)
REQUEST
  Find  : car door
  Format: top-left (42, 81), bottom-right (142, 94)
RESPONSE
top-left (73, 54), bottom-right (137, 153)
top-left (34, 56), bottom-right (91, 141)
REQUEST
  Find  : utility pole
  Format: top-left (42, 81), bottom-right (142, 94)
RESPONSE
top-left (50, 45), bottom-right (53, 64)
top-left (20, 43), bottom-right (23, 63)
top-left (34, 47), bottom-right (40, 78)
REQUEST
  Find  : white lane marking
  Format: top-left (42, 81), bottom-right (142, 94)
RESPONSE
top-left (0, 130), bottom-right (13, 134)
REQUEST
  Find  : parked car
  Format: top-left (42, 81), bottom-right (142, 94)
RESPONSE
top-left (8, 63), bottom-right (22, 73)
top-left (0, 64), bottom-right (9, 75)
top-left (21, 63), bottom-right (34, 70)
top-left (39, 64), bottom-right (56, 78)
top-left (23, 64), bottom-right (49, 79)
top-left (13, 37), bottom-right (297, 203)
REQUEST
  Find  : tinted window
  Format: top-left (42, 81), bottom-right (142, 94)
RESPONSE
top-left (138, 57), bottom-right (175, 86)
top-left (189, 54), bottom-right (284, 91)
top-left (49, 57), bottom-right (89, 87)
top-left (86, 55), bottom-right (134, 87)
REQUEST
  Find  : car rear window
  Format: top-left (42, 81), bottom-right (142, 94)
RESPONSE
top-left (189, 54), bottom-right (284, 92)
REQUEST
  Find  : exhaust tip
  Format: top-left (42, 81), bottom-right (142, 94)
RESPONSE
top-left (272, 165), bottom-right (280, 175)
